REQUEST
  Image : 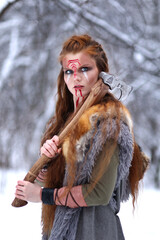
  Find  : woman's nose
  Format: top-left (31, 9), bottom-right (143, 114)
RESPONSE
top-left (74, 71), bottom-right (81, 82)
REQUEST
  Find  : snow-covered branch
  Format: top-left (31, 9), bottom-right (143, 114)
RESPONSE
top-left (0, 0), bottom-right (20, 16)
top-left (0, 19), bottom-right (20, 30)
top-left (0, 27), bottom-right (19, 89)
top-left (58, 0), bottom-right (160, 60)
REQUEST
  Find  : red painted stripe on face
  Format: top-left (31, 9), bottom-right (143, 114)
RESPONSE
top-left (76, 97), bottom-right (79, 108)
top-left (79, 89), bottom-right (82, 97)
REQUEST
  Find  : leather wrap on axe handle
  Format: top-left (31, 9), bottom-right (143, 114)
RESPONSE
top-left (11, 79), bottom-right (109, 207)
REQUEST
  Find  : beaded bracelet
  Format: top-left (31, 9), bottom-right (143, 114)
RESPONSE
top-left (41, 188), bottom-right (55, 205)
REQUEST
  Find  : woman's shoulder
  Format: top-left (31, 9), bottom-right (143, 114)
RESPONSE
top-left (78, 100), bottom-right (133, 133)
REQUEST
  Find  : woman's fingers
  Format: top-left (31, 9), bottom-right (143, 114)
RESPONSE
top-left (41, 142), bottom-right (56, 158)
top-left (44, 142), bottom-right (56, 156)
top-left (52, 135), bottom-right (60, 145)
top-left (15, 181), bottom-right (26, 199)
top-left (41, 135), bottom-right (61, 158)
top-left (40, 146), bottom-right (52, 158)
top-left (46, 139), bottom-right (58, 153)
top-left (15, 180), bottom-right (42, 202)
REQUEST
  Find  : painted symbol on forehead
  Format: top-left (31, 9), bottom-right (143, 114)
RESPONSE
top-left (67, 59), bottom-right (81, 79)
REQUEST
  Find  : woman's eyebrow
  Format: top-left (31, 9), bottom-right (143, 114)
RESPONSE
top-left (63, 63), bottom-right (91, 70)
top-left (79, 63), bottom-right (91, 67)
top-left (62, 67), bottom-right (72, 70)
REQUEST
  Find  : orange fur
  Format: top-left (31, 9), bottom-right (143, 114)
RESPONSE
top-left (130, 142), bottom-right (149, 207)
top-left (63, 102), bottom-right (133, 151)
top-left (41, 155), bottom-right (65, 235)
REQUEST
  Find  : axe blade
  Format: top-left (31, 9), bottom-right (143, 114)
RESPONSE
top-left (99, 72), bottom-right (117, 90)
top-left (99, 71), bottom-right (133, 101)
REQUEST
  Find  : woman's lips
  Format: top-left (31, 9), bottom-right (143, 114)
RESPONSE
top-left (74, 85), bottom-right (84, 89)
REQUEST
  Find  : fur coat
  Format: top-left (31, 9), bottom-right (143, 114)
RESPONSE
top-left (42, 100), bottom-right (148, 240)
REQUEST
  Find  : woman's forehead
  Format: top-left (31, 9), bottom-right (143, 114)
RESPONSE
top-left (62, 52), bottom-right (96, 68)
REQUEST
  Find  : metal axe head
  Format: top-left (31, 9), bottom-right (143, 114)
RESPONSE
top-left (99, 72), bottom-right (133, 101)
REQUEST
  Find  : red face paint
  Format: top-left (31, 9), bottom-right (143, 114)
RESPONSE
top-left (65, 58), bottom-right (87, 108)
top-left (74, 88), bottom-right (85, 108)
top-left (76, 97), bottom-right (79, 108)
top-left (74, 88), bottom-right (83, 97)
top-left (67, 59), bottom-right (81, 79)
top-left (75, 89), bottom-right (77, 97)
top-left (79, 89), bottom-right (82, 97)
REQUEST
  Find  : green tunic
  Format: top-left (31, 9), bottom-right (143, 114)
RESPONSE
top-left (82, 144), bottom-right (119, 206)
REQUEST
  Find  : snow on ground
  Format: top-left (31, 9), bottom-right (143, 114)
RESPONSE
top-left (0, 170), bottom-right (42, 239)
top-left (119, 188), bottom-right (160, 240)
top-left (0, 169), bottom-right (160, 240)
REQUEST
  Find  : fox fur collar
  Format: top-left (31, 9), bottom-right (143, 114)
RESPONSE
top-left (62, 101), bottom-right (133, 163)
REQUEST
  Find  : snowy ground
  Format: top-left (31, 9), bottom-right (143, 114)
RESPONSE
top-left (0, 169), bottom-right (160, 240)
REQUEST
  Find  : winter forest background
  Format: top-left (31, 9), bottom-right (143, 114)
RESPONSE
top-left (0, 0), bottom-right (160, 193)
top-left (0, 0), bottom-right (160, 187)
top-left (0, 0), bottom-right (160, 239)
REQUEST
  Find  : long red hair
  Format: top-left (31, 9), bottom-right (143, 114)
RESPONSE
top-left (41, 34), bottom-right (147, 234)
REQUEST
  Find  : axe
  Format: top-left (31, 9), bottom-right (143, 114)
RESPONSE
top-left (11, 72), bottom-right (132, 207)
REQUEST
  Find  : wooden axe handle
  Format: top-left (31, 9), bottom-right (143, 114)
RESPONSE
top-left (11, 79), bottom-right (109, 207)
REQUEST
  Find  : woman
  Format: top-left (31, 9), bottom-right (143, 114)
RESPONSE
top-left (15, 34), bottom-right (148, 240)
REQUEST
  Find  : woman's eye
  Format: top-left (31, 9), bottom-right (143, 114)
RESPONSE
top-left (65, 69), bottom-right (73, 75)
top-left (81, 67), bottom-right (89, 72)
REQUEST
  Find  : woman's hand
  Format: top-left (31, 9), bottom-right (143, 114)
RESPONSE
top-left (40, 135), bottom-right (61, 158)
top-left (15, 180), bottom-right (42, 202)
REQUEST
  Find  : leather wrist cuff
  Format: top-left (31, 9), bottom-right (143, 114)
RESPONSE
top-left (42, 188), bottom-right (55, 205)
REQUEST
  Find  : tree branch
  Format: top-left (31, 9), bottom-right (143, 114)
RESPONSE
top-left (0, 0), bottom-right (21, 19)
top-left (58, 0), bottom-right (160, 60)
